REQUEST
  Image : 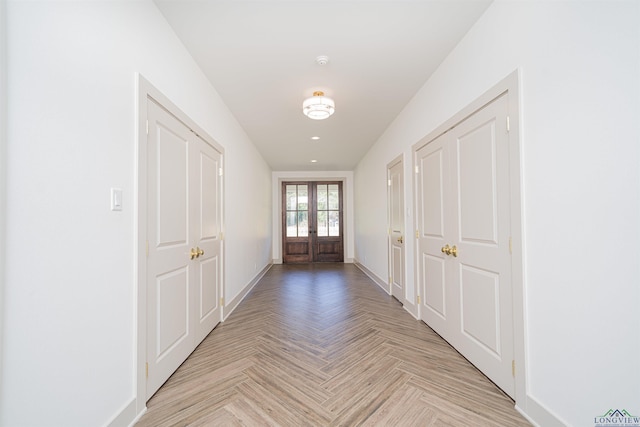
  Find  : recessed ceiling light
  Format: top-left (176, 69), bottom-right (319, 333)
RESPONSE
top-left (311, 136), bottom-right (320, 140)
top-left (310, 160), bottom-right (318, 163)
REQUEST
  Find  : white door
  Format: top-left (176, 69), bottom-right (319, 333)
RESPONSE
top-left (146, 99), bottom-right (222, 399)
top-left (417, 93), bottom-right (514, 397)
top-left (450, 94), bottom-right (513, 396)
top-left (416, 132), bottom-right (451, 336)
top-left (192, 134), bottom-right (222, 344)
top-left (388, 158), bottom-right (405, 301)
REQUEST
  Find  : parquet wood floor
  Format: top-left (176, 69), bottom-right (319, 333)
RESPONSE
top-left (137, 263), bottom-right (530, 426)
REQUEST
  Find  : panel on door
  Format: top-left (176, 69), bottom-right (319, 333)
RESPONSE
top-left (388, 160), bottom-right (404, 301)
top-left (146, 100), bottom-right (194, 398)
top-left (450, 94), bottom-right (513, 396)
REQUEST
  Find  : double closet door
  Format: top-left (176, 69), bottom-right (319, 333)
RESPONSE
top-left (146, 99), bottom-right (223, 399)
top-left (282, 182), bottom-right (344, 263)
top-left (416, 93), bottom-right (515, 397)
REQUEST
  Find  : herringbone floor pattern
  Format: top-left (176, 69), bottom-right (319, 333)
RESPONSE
top-left (137, 263), bottom-right (530, 426)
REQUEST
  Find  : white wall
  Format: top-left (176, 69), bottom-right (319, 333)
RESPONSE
top-left (354, 1), bottom-right (640, 426)
top-left (1, 1), bottom-right (271, 426)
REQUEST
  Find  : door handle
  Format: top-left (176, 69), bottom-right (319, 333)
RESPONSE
top-left (440, 244), bottom-right (458, 257)
top-left (397, 236), bottom-right (403, 244)
top-left (197, 247), bottom-right (204, 257)
top-left (190, 248), bottom-right (198, 260)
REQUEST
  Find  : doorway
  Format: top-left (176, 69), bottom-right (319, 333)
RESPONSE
top-left (387, 156), bottom-right (405, 303)
top-left (282, 181), bottom-right (344, 263)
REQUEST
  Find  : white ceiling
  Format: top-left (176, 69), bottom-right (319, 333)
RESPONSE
top-left (154, 0), bottom-right (492, 171)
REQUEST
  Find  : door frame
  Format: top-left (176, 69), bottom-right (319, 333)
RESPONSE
top-left (135, 75), bottom-right (225, 414)
top-left (387, 155), bottom-right (405, 303)
top-left (412, 70), bottom-right (526, 405)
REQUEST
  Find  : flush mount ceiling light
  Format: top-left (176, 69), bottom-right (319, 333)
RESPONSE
top-left (302, 91), bottom-right (335, 120)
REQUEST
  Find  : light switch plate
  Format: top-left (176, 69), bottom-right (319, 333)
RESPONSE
top-left (111, 188), bottom-right (123, 211)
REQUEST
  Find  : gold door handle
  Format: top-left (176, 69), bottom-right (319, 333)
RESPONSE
top-left (190, 248), bottom-right (197, 260)
top-left (197, 247), bottom-right (204, 257)
top-left (441, 244), bottom-right (451, 255)
top-left (450, 245), bottom-right (458, 257)
top-left (397, 236), bottom-right (403, 244)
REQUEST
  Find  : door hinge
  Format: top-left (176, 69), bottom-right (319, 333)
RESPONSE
top-left (219, 167), bottom-right (223, 176)
top-left (512, 360), bottom-right (516, 377)
top-left (145, 362), bottom-right (149, 378)
top-left (415, 165), bottom-right (419, 174)
top-left (509, 236), bottom-right (512, 254)
top-left (387, 179), bottom-right (391, 187)
top-left (389, 276), bottom-right (392, 284)
top-left (220, 232), bottom-right (224, 240)
top-left (415, 230), bottom-right (419, 238)
top-left (220, 297), bottom-right (225, 306)
top-left (146, 119), bottom-right (149, 135)
top-left (417, 295), bottom-right (421, 304)
top-left (506, 116), bottom-right (510, 132)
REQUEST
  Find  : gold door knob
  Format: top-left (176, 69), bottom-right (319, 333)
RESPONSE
top-left (441, 244), bottom-right (451, 255)
top-left (190, 248), bottom-right (197, 260)
top-left (197, 247), bottom-right (204, 257)
top-left (450, 245), bottom-right (458, 257)
top-left (397, 236), bottom-right (403, 244)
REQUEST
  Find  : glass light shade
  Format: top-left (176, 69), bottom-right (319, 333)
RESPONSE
top-left (302, 93), bottom-right (335, 120)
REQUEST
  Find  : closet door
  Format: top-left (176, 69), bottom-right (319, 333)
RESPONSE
top-left (450, 94), bottom-right (513, 397)
top-left (146, 99), bottom-right (222, 399)
top-left (146, 100), bottom-right (195, 398)
top-left (417, 132), bottom-right (453, 337)
top-left (417, 93), bottom-right (514, 397)
top-left (192, 134), bottom-right (223, 344)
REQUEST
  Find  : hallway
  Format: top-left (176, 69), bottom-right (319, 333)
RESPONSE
top-left (137, 263), bottom-right (530, 426)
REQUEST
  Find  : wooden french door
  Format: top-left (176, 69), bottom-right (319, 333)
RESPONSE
top-left (282, 182), bottom-right (344, 263)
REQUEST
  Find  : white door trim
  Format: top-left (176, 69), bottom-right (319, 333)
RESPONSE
top-left (135, 75), bottom-right (225, 415)
top-left (412, 70), bottom-right (526, 405)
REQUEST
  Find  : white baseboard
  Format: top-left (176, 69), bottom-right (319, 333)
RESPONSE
top-left (518, 394), bottom-right (568, 427)
top-left (223, 263), bottom-right (273, 321)
top-left (104, 397), bottom-right (137, 427)
top-left (354, 261), bottom-right (390, 294)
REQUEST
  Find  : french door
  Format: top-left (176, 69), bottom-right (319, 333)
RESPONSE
top-left (282, 182), bottom-right (344, 263)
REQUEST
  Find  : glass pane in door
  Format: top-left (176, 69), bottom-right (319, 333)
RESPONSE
top-left (285, 184), bottom-right (309, 237)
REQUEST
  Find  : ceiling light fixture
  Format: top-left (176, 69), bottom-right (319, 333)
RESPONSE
top-left (303, 91), bottom-right (335, 120)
